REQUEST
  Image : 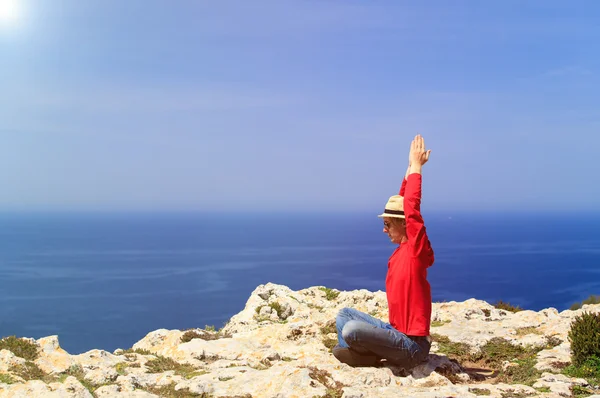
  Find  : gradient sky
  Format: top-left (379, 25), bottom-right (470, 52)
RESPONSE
top-left (1, 1), bottom-right (599, 212)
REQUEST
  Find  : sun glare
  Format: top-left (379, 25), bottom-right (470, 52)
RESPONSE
top-left (0, 0), bottom-right (19, 23)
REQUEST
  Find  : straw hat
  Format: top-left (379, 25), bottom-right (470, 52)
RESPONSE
top-left (377, 195), bottom-right (405, 219)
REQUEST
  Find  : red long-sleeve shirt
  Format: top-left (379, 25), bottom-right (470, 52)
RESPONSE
top-left (385, 173), bottom-right (435, 336)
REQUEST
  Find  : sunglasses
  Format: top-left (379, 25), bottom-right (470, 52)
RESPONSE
top-left (384, 219), bottom-right (405, 229)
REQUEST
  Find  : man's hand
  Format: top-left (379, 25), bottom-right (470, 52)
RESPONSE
top-left (409, 134), bottom-right (431, 174)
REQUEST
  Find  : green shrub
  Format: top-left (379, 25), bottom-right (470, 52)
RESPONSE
top-left (563, 356), bottom-right (600, 396)
top-left (0, 336), bottom-right (39, 361)
top-left (570, 295), bottom-right (600, 311)
top-left (568, 312), bottom-right (600, 366)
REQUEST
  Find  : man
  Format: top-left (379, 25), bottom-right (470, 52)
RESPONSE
top-left (332, 134), bottom-right (434, 369)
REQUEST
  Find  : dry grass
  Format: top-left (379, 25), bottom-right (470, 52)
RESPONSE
top-left (515, 327), bottom-right (541, 336)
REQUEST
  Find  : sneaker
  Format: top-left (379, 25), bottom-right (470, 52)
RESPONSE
top-left (332, 345), bottom-right (380, 367)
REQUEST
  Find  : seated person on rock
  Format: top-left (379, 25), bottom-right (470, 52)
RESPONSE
top-left (333, 134), bottom-right (435, 369)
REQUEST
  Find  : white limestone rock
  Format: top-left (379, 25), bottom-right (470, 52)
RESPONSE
top-left (3, 284), bottom-right (600, 398)
top-left (94, 384), bottom-right (158, 397)
top-left (0, 376), bottom-right (92, 398)
top-left (34, 336), bottom-right (76, 375)
top-left (0, 350), bottom-right (27, 373)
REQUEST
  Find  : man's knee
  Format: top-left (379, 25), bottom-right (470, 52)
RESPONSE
top-left (341, 320), bottom-right (364, 345)
top-left (335, 307), bottom-right (353, 326)
top-left (336, 307), bottom-right (353, 318)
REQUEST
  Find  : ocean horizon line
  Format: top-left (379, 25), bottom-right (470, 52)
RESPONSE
top-left (0, 209), bottom-right (597, 217)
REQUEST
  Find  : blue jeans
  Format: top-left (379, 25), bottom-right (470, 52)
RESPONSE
top-left (335, 307), bottom-right (430, 367)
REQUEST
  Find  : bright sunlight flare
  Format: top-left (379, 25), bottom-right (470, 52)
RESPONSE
top-left (0, 0), bottom-right (19, 23)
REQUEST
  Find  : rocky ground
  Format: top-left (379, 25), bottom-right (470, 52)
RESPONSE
top-left (1, 282), bottom-right (600, 398)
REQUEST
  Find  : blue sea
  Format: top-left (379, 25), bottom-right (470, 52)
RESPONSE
top-left (0, 212), bottom-right (599, 354)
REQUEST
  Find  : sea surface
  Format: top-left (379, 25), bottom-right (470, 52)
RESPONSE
top-left (0, 211), bottom-right (598, 354)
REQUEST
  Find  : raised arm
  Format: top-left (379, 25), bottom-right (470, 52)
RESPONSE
top-left (404, 135), bottom-right (433, 263)
top-left (399, 140), bottom-right (413, 195)
top-left (399, 164), bottom-right (410, 196)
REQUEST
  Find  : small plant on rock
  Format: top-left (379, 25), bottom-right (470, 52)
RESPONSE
top-left (319, 287), bottom-right (340, 301)
top-left (322, 337), bottom-right (338, 353)
top-left (115, 362), bottom-right (128, 375)
top-left (0, 373), bottom-right (16, 384)
top-left (319, 320), bottom-right (336, 335)
top-left (120, 348), bottom-right (153, 356)
top-left (269, 302), bottom-right (284, 317)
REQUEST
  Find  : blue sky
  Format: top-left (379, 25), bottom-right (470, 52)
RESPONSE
top-left (1, 1), bottom-right (599, 212)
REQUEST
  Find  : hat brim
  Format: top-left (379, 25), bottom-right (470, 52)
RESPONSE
top-left (377, 213), bottom-right (406, 219)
